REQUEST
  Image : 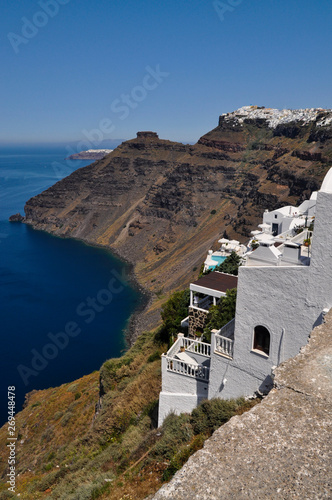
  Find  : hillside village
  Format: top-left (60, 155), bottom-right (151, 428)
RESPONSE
top-left (158, 167), bottom-right (332, 425)
top-left (3, 108), bottom-right (332, 498)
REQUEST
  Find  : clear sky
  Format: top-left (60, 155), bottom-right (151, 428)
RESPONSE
top-left (1, 0), bottom-right (332, 145)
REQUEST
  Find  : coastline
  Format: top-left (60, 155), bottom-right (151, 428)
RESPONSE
top-left (17, 218), bottom-right (156, 347)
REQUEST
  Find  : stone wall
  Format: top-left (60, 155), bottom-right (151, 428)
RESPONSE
top-left (188, 306), bottom-right (208, 337)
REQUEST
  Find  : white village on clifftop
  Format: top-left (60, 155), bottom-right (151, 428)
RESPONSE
top-left (158, 167), bottom-right (332, 426)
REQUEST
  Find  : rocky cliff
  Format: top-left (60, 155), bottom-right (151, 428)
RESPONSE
top-left (22, 108), bottom-right (332, 331)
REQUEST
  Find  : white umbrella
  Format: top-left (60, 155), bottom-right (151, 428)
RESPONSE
top-left (218, 238), bottom-right (229, 244)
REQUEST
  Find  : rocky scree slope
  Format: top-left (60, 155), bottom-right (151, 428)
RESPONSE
top-left (23, 108), bottom-right (332, 329)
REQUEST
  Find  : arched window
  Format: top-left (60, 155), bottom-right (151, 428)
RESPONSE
top-left (253, 325), bottom-right (270, 356)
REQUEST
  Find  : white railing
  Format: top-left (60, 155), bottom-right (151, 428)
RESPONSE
top-left (166, 357), bottom-right (210, 381)
top-left (182, 338), bottom-right (211, 357)
top-left (214, 334), bottom-right (234, 359)
top-left (181, 316), bottom-right (189, 327)
top-left (167, 337), bottom-right (182, 358)
top-left (217, 318), bottom-right (235, 339)
top-left (277, 228), bottom-right (313, 246)
top-left (198, 295), bottom-right (212, 310)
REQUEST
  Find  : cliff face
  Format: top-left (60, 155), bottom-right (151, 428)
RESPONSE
top-left (24, 110), bottom-right (332, 324)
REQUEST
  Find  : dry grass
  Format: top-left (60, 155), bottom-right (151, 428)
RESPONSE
top-left (0, 327), bottom-right (259, 500)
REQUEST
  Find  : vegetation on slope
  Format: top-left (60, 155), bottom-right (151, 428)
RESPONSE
top-left (157, 289), bottom-right (190, 345)
top-left (0, 324), bottom-right (258, 500)
top-left (0, 283), bottom-right (259, 500)
top-left (0, 330), bottom-right (165, 500)
top-left (203, 288), bottom-right (237, 342)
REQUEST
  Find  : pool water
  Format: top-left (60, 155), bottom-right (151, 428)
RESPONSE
top-left (208, 255), bottom-right (227, 270)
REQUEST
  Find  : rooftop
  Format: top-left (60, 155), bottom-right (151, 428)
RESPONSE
top-left (191, 272), bottom-right (238, 294)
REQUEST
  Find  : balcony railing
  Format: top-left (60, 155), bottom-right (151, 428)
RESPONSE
top-left (217, 318), bottom-right (235, 340)
top-left (214, 333), bottom-right (234, 359)
top-left (182, 337), bottom-right (211, 357)
top-left (198, 295), bottom-right (213, 310)
top-left (191, 295), bottom-right (213, 312)
top-left (165, 356), bottom-right (210, 381)
top-left (167, 337), bottom-right (183, 358)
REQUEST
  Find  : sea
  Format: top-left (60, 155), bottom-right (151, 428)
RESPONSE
top-left (0, 146), bottom-right (142, 425)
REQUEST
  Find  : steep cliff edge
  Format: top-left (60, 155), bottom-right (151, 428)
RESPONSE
top-left (23, 109), bottom-right (332, 331)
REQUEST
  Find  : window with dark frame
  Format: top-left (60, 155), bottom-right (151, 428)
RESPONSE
top-left (253, 325), bottom-right (270, 355)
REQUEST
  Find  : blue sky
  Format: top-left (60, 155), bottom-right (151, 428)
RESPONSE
top-left (1, 0), bottom-right (332, 145)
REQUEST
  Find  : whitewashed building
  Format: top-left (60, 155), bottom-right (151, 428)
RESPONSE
top-left (158, 168), bottom-right (332, 426)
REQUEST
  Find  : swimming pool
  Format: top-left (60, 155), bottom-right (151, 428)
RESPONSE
top-left (208, 255), bottom-right (227, 270)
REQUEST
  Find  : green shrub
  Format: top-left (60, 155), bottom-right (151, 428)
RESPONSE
top-left (41, 427), bottom-right (55, 443)
top-left (67, 383), bottom-right (79, 393)
top-left (152, 413), bottom-right (193, 459)
top-left (156, 289), bottom-right (190, 344)
top-left (54, 411), bottom-right (63, 421)
top-left (74, 392), bottom-right (81, 400)
top-left (35, 467), bottom-right (67, 491)
top-left (61, 411), bottom-right (73, 427)
top-left (214, 251), bottom-right (242, 276)
top-left (203, 288), bottom-right (237, 342)
top-left (91, 482), bottom-right (110, 499)
top-left (191, 398), bottom-right (247, 435)
top-left (147, 351), bottom-right (160, 363)
top-left (162, 434), bottom-right (205, 481)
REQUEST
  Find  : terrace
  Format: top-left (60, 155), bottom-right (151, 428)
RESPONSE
top-left (163, 321), bottom-right (235, 382)
top-left (184, 271), bottom-right (238, 337)
top-left (246, 228), bottom-right (313, 267)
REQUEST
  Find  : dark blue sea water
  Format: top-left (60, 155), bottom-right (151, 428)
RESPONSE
top-left (0, 149), bottom-right (142, 425)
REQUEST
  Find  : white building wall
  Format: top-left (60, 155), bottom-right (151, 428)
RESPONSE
top-left (208, 265), bottom-right (314, 400)
top-left (159, 173), bottom-right (332, 424)
top-left (306, 191), bottom-right (332, 315)
top-left (158, 392), bottom-right (207, 427)
top-left (158, 355), bottom-right (209, 426)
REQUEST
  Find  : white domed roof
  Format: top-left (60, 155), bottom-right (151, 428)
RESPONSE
top-left (320, 168), bottom-right (332, 193)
